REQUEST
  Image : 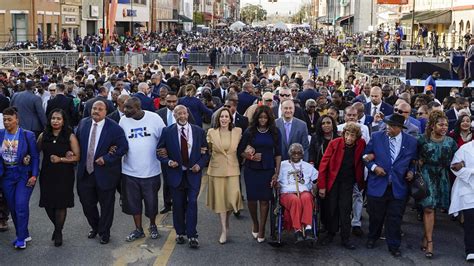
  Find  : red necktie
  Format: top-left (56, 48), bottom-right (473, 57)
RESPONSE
top-left (180, 126), bottom-right (189, 167)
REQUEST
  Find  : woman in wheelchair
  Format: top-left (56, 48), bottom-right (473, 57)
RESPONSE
top-left (275, 143), bottom-right (318, 244)
top-left (317, 122), bottom-right (366, 250)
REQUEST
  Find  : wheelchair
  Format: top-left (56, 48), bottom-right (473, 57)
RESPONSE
top-left (269, 188), bottom-right (320, 247)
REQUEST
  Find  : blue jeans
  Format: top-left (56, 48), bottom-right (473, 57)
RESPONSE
top-left (2, 167), bottom-right (34, 241)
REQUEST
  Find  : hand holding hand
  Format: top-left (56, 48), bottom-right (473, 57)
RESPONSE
top-left (365, 153), bottom-right (375, 162)
top-left (191, 164), bottom-right (201, 173)
top-left (50, 155), bottom-right (61, 164)
top-left (95, 157), bottom-right (105, 166)
top-left (157, 148), bottom-right (168, 158)
top-left (374, 166), bottom-right (387, 176)
top-left (65, 151), bottom-right (75, 159)
top-left (108, 145), bottom-right (117, 155)
top-left (26, 176), bottom-right (36, 187)
top-left (451, 161), bottom-right (465, 172)
top-left (168, 160), bottom-right (179, 168)
top-left (252, 153), bottom-right (262, 162)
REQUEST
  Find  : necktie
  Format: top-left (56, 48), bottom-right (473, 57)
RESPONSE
top-left (389, 137), bottom-right (396, 163)
top-left (181, 126), bottom-right (189, 167)
top-left (284, 122), bottom-right (291, 143)
top-left (222, 90), bottom-right (226, 100)
top-left (167, 110), bottom-right (173, 125)
top-left (86, 123), bottom-right (98, 174)
top-left (372, 106), bottom-right (377, 117)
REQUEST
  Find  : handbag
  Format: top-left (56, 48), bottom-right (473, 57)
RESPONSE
top-left (409, 165), bottom-right (429, 201)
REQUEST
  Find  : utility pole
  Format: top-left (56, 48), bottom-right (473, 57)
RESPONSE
top-left (131, 0), bottom-right (134, 35)
top-left (370, 0), bottom-right (373, 48)
top-left (410, 0), bottom-right (416, 48)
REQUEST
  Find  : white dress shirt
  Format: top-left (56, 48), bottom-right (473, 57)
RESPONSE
top-left (88, 118), bottom-right (105, 156)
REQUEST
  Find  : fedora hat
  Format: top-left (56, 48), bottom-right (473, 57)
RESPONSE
top-left (384, 113), bottom-right (407, 129)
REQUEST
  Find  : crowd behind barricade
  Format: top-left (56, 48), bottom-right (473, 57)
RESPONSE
top-left (0, 40), bottom-right (474, 262)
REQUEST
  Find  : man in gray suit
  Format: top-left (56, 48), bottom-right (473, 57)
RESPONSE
top-left (10, 81), bottom-right (47, 137)
top-left (378, 102), bottom-right (419, 137)
top-left (276, 99), bottom-right (310, 162)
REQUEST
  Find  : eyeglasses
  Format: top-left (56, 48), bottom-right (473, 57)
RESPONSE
top-left (394, 108), bottom-right (410, 114)
top-left (279, 94), bottom-right (291, 97)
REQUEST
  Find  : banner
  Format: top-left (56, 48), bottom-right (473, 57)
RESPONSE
top-left (108, 0), bottom-right (118, 40)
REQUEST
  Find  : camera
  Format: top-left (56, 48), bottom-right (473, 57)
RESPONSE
top-left (309, 45), bottom-right (320, 59)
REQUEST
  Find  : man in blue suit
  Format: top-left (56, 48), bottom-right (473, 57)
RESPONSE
top-left (276, 99), bottom-right (309, 162)
top-left (134, 82), bottom-right (155, 112)
top-left (157, 105), bottom-right (209, 249)
top-left (237, 82), bottom-right (258, 115)
top-left (76, 100), bottom-right (129, 244)
top-left (363, 113), bottom-right (417, 257)
top-left (364, 86), bottom-right (393, 124)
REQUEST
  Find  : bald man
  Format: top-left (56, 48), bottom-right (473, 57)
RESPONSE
top-left (378, 102), bottom-right (419, 137)
top-left (108, 94), bottom-right (130, 123)
top-left (134, 82), bottom-right (155, 112)
top-left (364, 86), bottom-right (394, 120)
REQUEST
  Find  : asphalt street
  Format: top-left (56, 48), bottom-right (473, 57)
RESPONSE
top-left (0, 171), bottom-right (470, 266)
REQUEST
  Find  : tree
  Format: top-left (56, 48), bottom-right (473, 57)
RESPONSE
top-left (240, 4), bottom-right (267, 24)
top-left (290, 4), bottom-right (310, 24)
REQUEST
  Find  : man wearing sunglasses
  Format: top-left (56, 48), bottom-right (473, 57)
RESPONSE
top-left (272, 87), bottom-right (305, 121)
top-left (376, 102), bottom-right (419, 137)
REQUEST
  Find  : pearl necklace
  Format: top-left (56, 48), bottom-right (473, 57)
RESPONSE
top-left (257, 127), bottom-right (269, 133)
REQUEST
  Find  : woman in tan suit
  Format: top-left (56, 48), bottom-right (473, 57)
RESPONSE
top-left (207, 108), bottom-right (243, 244)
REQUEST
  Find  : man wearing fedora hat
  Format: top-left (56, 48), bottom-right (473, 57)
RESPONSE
top-left (362, 113), bottom-right (418, 257)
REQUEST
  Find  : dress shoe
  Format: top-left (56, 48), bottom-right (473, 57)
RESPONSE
top-left (160, 206), bottom-right (172, 214)
top-left (466, 253), bottom-right (474, 262)
top-left (304, 229), bottom-right (315, 241)
top-left (294, 231), bottom-right (305, 244)
top-left (257, 237), bottom-right (265, 243)
top-left (54, 231), bottom-right (63, 247)
top-left (233, 210), bottom-right (241, 217)
top-left (176, 235), bottom-right (186, 244)
top-left (352, 226), bottom-right (364, 237)
top-left (0, 220), bottom-right (8, 232)
top-left (88, 230), bottom-right (98, 239)
top-left (366, 239), bottom-right (375, 249)
top-left (100, 235), bottom-right (110, 244)
top-left (188, 237), bottom-right (199, 248)
top-left (342, 239), bottom-right (356, 250)
top-left (251, 231), bottom-right (258, 239)
top-left (389, 248), bottom-right (402, 257)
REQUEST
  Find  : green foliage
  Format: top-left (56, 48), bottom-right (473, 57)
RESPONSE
top-left (240, 4), bottom-right (267, 24)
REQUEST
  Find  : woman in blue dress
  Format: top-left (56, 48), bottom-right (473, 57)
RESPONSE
top-left (237, 105), bottom-right (281, 243)
top-left (417, 110), bottom-right (458, 258)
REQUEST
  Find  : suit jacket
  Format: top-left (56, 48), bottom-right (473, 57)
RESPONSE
top-left (296, 89), bottom-right (321, 108)
top-left (445, 108), bottom-right (457, 131)
top-left (212, 88), bottom-right (226, 103)
top-left (10, 90), bottom-right (47, 132)
top-left (234, 113), bottom-right (249, 131)
top-left (318, 137), bottom-right (366, 193)
top-left (46, 94), bottom-right (75, 122)
top-left (134, 92), bottom-right (156, 112)
top-left (156, 107), bottom-right (196, 126)
top-left (107, 110), bottom-right (121, 124)
top-left (157, 124), bottom-right (209, 189)
top-left (271, 105), bottom-right (305, 121)
top-left (178, 96), bottom-right (213, 127)
top-left (0, 94), bottom-right (10, 113)
top-left (0, 128), bottom-right (39, 177)
top-left (83, 96), bottom-right (116, 118)
top-left (206, 127), bottom-right (241, 177)
top-left (237, 91), bottom-right (258, 115)
top-left (364, 131), bottom-right (418, 200)
top-left (364, 102), bottom-right (394, 117)
top-left (276, 117), bottom-right (309, 161)
top-left (76, 117), bottom-right (129, 190)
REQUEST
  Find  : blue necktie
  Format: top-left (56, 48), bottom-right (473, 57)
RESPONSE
top-left (284, 122), bottom-right (291, 143)
top-left (167, 110), bottom-right (173, 125)
top-left (389, 137), bottom-right (396, 163)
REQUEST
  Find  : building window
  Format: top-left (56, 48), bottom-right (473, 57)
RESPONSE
top-left (133, 0), bottom-right (146, 5)
top-left (12, 14), bottom-right (27, 42)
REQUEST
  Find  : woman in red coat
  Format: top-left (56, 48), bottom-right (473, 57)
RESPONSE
top-left (317, 122), bottom-right (366, 249)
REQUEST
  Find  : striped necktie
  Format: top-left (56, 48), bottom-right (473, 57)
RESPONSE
top-left (389, 137), bottom-right (396, 163)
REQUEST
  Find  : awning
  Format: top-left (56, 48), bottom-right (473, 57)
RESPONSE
top-left (336, 15), bottom-right (353, 25)
top-left (134, 22), bottom-right (145, 28)
top-left (178, 15), bottom-right (193, 23)
top-left (400, 10), bottom-right (452, 25)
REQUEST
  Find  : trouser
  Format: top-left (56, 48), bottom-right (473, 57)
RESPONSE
top-left (351, 184), bottom-right (364, 227)
top-left (2, 167), bottom-right (34, 241)
top-left (464, 208), bottom-right (474, 255)
top-left (367, 185), bottom-right (406, 249)
top-left (326, 179), bottom-right (353, 240)
top-left (0, 186), bottom-right (10, 223)
top-left (161, 169), bottom-right (172, 208)
top-left (77, 172), bottom-right (116, 238)
top-left (170, 171), bottom-right (200, 238)
top-left (280, 192), bottom-right (314, 231)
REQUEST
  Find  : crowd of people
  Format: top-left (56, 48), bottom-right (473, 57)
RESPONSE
top-left (0, 41), bottom-right (473, 262)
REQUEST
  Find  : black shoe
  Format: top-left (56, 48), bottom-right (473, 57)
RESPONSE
top-left (160, 206), bottom-right (172, 214)
top-left (366, 239), bottom-right (375, 249)
top-left (88, 230), bottom-right (98, 239)
top-left (319, 234), bottom-right (334, 246)
top-left (188, 237), bottom-right (199, 249)
top-left (100, 235), bottom-right (110, 244)
top-left (389, 248), bottom-right (402, 257)
top-left (304, 229), bottom-right (315, 241)
top-left (54, 231), bottom-right (63, 247)
top-left (233, 210), bottom-right (241, 217)
top-left (294, 231), bottom-right (305, 244)
top-left (176, 235), bottom-right (186, 245)
top-left (352, 226), bottom-right (364, 237)
top-left (342, 239), bottom-right (356, 250)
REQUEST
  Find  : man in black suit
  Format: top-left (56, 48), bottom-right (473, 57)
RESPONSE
top-left (76, 100), bottom-right (129, 244)
top-left (83, 86), bottom-right (116, 118)
top-left (46, 83), bottom-right (76, 123)
top-left (296, 79), bottom-right (321, 107)
top-left (211, 76), bottom-right (230, 104)
top-left (237, 82), bottom-right (257, 115)
top-left (223, 99), bottom-right (249, 130)
top-left (272, 87), bottom-right (305, 120)
top-left (446, 97), bottom-right (470, 131)
top-left (108, 94), bottom-right (130, 124)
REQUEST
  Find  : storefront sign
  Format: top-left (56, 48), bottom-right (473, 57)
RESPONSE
top-left (90, 5), bottom-right (99, 17)
top-left (122, 9), bottom-right (137, 17)
top-left (63, 15), bottom-right (78, 24)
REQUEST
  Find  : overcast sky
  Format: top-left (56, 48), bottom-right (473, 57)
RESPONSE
top-left (240, 0), bottom-right (307, 16)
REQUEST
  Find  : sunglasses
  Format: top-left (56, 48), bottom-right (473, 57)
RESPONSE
top-left (394, 108), bottom-right (409, 114)
top-left (279, 94), bottom-right (291, 97)
top-left (264, 99), bottom-right (273, 102)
